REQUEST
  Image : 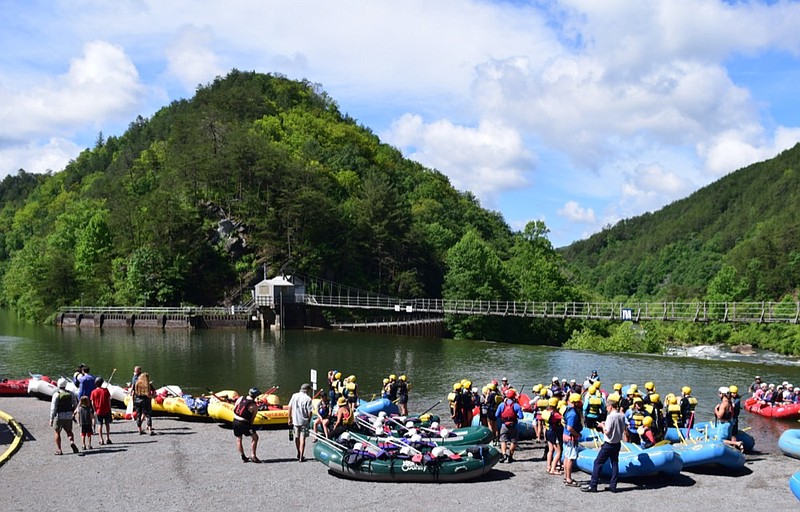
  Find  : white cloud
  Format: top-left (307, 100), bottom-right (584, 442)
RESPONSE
top-left (165, 25), bottom-right (224, 92)
top-left (0, 137), bottom-right (81, 175)
top-left (385, 114), bottom-right (534, 208)
top-left (558, 200), bottom-right (596, 223)
top-left (0, 40), bottom-right (144, 140)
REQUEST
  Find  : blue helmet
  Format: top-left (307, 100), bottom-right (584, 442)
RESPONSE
top-left (248, 387), bottom-right (260, 398)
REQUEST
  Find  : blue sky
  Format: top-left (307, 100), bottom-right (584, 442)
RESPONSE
top-left (1, 0), bottom-right (800, 247)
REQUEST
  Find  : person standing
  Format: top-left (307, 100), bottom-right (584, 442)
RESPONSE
top-left (130, 366), bottom-right (142, 390)
top-left (50, 378), bottom-right (79, 455)
top-left (288, 383), bottom-right (314, 462)
top-left (582, 396), bottom-right (627, 493)
top-left (90, 377), bottom-right (113, 445)
top-left (233, 387), bottom-right (261, 463)
top-left (562, 393), bottom-right (583, 487)
top-left (77, 366), bottom-right (96, 400)
top-left (133, 372), bottom-right (156, 435)
top-left (74, 396), bottom-right (96, 450)
top-left (495, 389), bottom-right (524, 463)
top-left (397, 375), bottom-right (409, 415)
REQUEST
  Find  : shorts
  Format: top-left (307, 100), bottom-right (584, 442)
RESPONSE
top-left (81, 424), bottom-right (93, 435)
top-left (499, 423), bottom-right (519, 443)
top-left (562, 443), bottom-right (578, 460)
top-left (54, 418), bottom-right (73, 434)
top-left (293, 425), bottom-right (309, 438)
top-left (233, 419), bottom-right (256, 438)
top-left (96, 412), bottom-right (112, 426)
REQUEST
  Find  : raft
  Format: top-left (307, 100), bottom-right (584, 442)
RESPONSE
top-left (0, 377), bottom-right (32, 397)
top-left (790, 471), bottom-right (800, 501)
top-left (575, 441), bottom-right (683, 478)
top-left (671, 440), bottom-right (745, 469)
top-left (778, 429), bottom-right (800, 459)
top-left (27, 375), bottom-right (58, 398)
top-left (744, 397), bottom-right (800, 419)
top-left (350, 425), bottom-right (494, 447)
top-left (665, 421), bottom-right (755, 453)
top-left (206, 401), bottom-right (289, 426)
top-left (161, 395), bottom-right (213, 421)
top-left (313, 439), bottom-right (501, 482)
top-left (355, 398), bottom-right (399, 416)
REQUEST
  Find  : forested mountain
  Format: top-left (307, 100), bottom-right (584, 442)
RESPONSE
top-left (0, 70), bottom-right (577, 344)
top-left (561, 144), bottom-right (800, 303)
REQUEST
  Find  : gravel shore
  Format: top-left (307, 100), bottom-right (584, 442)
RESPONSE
top-left (1, 396), bottom-right (798, 511)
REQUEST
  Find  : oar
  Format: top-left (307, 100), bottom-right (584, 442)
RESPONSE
top-left (107, 368), bottom-right (117, 383)
top-left (417, 399), bottom-right (443, 417)
top-left (205, 387), bottom-right (231, 402)
top-left (309, 430), bottom-right (349, 451)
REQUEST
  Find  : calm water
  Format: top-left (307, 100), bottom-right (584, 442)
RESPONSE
top-left (2, 309), bottom-right (800, 448)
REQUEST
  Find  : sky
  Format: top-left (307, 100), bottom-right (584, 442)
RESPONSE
top-left (2, 0), bottom-right (800, 247)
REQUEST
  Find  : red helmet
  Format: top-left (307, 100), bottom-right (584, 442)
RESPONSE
top-left (505, 389), bottom-right (517, 399)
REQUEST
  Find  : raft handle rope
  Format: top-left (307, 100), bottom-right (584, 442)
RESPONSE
top-left (0, 410), bottom-right (24, 467)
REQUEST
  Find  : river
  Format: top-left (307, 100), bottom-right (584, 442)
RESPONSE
top-left (2, 309), bottom-right (800, 448)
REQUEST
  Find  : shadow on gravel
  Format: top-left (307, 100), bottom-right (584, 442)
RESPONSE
top-left (77, 447), bottom-right (128, 456)
top-left (630, 473), bottom-right (696, 489)
top-left (684, 465), bottom-right (753, 477)
top-left (260, 457), bottom-right (303, 464)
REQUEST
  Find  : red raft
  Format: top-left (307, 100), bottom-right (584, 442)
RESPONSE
top-left (744, 396), bottom-right (800, 419)
top-left (0, 377), bottom-right (33, 397)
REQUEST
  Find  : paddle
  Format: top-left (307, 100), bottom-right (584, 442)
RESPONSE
top-left (205, 387), bottom-right (231, 403)
top-left (107, 368), bottom-right (117, 384)
top-left (418, 399), bottom-right (443, 417)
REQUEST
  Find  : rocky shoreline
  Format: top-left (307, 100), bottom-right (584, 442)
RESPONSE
top-left (1, 396), bottom-right (798, 511)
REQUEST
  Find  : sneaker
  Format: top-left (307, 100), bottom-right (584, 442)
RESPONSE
top-left (506, 455), bottom-right (515, 463)
top-left (70, 443), bottom-right (79, 454)
top-left (581, 486), bottom-right (598, 493)
top-left (605, 487), bottom-right (618, 493)
top-left (499, 454), bottom-right (507, 463)
top-left (241, 454), bottom-right (250, 463)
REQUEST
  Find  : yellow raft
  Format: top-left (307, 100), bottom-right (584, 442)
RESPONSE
top-left (207, 399), bottom-right (289, 426)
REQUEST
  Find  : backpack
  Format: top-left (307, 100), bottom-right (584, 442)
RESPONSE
top-left (500, 400), bottom-right (518, 426)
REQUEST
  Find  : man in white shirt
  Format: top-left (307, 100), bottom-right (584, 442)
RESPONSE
top-left (288, 383), bottom-right (314, 462)
top-left (582, 394), bottom-right (627, 493)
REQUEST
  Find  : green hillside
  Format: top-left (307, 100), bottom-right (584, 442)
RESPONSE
top-left (561, 144), bottom-right (800, 302)
top-left (0, 70), bottom-right (576, 344)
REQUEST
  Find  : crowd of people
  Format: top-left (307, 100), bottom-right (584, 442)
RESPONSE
top-left (49, 363), bottom-right (150, 455)
top-left (749, 375), bottom-right (800, 403)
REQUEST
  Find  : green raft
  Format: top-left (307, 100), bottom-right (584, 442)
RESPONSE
top-left (353, 422), bottom-right (494, 446)
top-left (312, 440), bottom-right (501, 482)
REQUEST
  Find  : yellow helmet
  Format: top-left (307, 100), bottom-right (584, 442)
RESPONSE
top-left (729, 385), bottom-right (738, 394)
top-left (348, 375), bottom-right (356, 382)
top-left (613, 383), bottom-right (622, 391)
top-left (645, 381), bottom-right (655, 391)
top-left (682, 386), bottom-right (692, 395)
top-left (607, 393), bottom-right (621, 403)
top-left (400, 375), bottom-right (407, 381)
top-left (668, 396), bottom-right (678, 405)
top-left (383, 378), bottom-right (389, 385)
top-left (643, 416), bottom-right (653, 426)
top-left (389, 374), bottom-right (397, 381)
top-left (548, 397), bottom-right (559, 407)
top-left (569, 393), bottom-right (582, 403)
top-left (650, 393), bottom-right (660, 403)
top-left (629, 384), bottom-right (638, 392)
top-left (453, 382), bottom-right (462, 391)
top-left (533, 384), bottom-right (542, 392)
top-left (489, 383), bottom-right (497, 391)
top-left (334, 372), bottom-right (342, 379)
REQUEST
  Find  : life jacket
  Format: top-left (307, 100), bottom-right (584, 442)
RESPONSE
top-left (667, 404), bottom-right (682, 427)
top-left (629, 410), bottom-right (645, 431)
top-left (56, 391), bottom-right (73, 413)
top-left (318, 402), bottom-right (329, 418)
top-left (342, 407), bottom-right (354, 425)
top-left (486, 391), bottom-right (499, 412)
top-left (500, 400), bottom-right (518, 426)
top-left (233, 397), bottom-right (254, 422)
top-left (536, 398), bottom-right (549, 412)
top-left (586, 396), bottom-right (603, 418)
top-left (397, 382), bottom-right (408, 396)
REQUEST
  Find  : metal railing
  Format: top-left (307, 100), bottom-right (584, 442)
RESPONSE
top-left (60, 298), bottom-right (800, 324)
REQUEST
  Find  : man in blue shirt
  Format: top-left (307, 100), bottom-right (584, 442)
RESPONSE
top-left (495, 389), bottom-right (524, 463)
top-left (562, 393), bottom-right (583, 486)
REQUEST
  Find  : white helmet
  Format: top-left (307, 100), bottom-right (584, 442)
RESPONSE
top-left (57, 377), bottom-right (67, 389)
top-left (439, 428), bottom-right (450, 437)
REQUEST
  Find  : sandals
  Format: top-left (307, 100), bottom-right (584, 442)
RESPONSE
top-left (250, 457), bottom-right (262, 463)
top-left (54, 451), bottom-right (63, 456)
top-left (564, 479), bottom-right (579, 487)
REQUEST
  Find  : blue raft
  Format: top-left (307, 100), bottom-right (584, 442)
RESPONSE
top-left (665, 421), bottom-right (755, 453)
top-left (355, 398), bottom-right (399, 416)
top-left (575, 441), bottom-right (683, 479)
top-left (778, 429), bottom-right (800, 459)
top-left (671, 440), bottom-right (745, 469)
top-left (790, 471), bottom-right (800, 501)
